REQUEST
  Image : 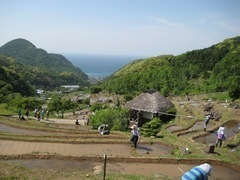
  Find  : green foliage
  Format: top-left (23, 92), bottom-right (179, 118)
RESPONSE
top-left (6, 94), bottom-right (44, 111)
top-left (141, 118), bottom-right (162, 137)
top-left (203, 92), bottom-right (230, 101)
top-left (89, 86), bottom-right (102, 93)
top-left (0, 39), bottom-right (89, 92)
top-left (90, 102), bottom-right (106, 112)
top-left (0, 103), bottom-right (13, 115)
top-left (123, 94), bottom-right (133, 102)
top-left (48, 95), bottom-right (78, 118)
top-left (89, 107), bottom-right (129, 130)
top-left (101, 36), bottom-right (240, 99)
top-left (0, 56), bottom-right (35, 100)
top-left (227, 76), bottom-right (240, 100)
top-left (48, 95), bottom-right (63, 117)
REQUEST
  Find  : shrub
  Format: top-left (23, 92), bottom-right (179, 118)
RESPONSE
top-left (141, 118), bottom-right (162, 137)
top-left (89, 107), bottom-right (129, 131)
top-left (90, 86), bottom-right (102, 94)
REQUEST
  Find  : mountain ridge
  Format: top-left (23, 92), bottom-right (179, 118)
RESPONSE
top-left (101, 36), bottom-right (240, 99)
top-left (0, 38), bottom-right (90, 96)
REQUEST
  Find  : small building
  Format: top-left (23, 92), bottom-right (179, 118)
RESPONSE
top-left (36, 89), bottom-right (44, 94)
top-left (125, 90), bottom-right (174, 127)
top-left (61, 85), bottom-right (80, 93)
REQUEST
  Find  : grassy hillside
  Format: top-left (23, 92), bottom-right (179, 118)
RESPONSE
top-left (101, 36), bottom-right (240, 99)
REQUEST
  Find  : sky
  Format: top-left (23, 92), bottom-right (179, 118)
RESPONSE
top-left (0, 0), bottom-right (240, 57)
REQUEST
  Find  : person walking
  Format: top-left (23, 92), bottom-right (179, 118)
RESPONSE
top-left (34, 109), bottom-right (38, 118)
top-left (75, 119), bottom-right (79, 125)
top-left (25, 108), bottom-right (29, 119)
top-left (18, 108), bottom-right (22, 119)
top-left (204, 113), bottom-right (213, 131)
top-left (181, 163), bottom-right (212, 180)
top-left (130, 125), bottom-right (140, 148)
top-left (46, 110), bottom-right (49, 120)
top-left (37, 111), bottom-right (40, 122)
top-left (216, 126), bottom-right (226, 147)
top-left (41, 109), bottom-right (45, 119)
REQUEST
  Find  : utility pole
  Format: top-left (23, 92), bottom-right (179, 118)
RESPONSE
top-left (103, 154), bottom-right (107, 180)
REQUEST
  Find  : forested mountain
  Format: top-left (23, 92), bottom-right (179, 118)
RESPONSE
top-left (101, 36), bottom-right (240, 99)
top-left (0, 39), bottom-right (89, 91)
top-left (0, 55), bottom-right (35, 99)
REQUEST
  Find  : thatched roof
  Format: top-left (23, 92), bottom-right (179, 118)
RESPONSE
top-left (125, 90), bottom-right (174, 114)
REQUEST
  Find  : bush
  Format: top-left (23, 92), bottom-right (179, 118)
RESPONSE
top-left (141, 118), bottom-right (162, 137)
top-left (90, 102), bottom-right (105, 112)
top-left (123, 94), bottom-right (133, 102)
top-left (89, 107), bottom-right (129, 131)
top-left (90, 86), bottom-right (102, 94)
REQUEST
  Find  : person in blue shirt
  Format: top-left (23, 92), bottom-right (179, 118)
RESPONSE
top-left (182, 163), bottom-right (212, 180)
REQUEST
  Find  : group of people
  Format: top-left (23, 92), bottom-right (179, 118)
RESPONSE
top-left (183, 113), bottom-right (214, 179)
top-left (34, 109), bottom-right (49, 121)
top-left (203, 113), bottom-right (226, 147)
top-left (18, 108), bottom-right (49, 121)
top-left (18, 108), bottom-right (30, 121)
top-left (127, 113), bottom-right (228, 179)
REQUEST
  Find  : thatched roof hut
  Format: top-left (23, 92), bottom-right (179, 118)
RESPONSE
top-left (125, 90), bottom-right (174, 127)
top-left (125, 90), bottom-right (174, 114)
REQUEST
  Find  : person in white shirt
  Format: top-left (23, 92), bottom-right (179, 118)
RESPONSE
top-left (130, 125), bottom-right (140, 148)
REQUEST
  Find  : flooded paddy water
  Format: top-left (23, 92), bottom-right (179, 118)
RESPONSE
top-left (194, 120), bottom-right (240, 145)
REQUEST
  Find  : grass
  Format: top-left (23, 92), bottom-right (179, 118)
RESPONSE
top-left (0, 104), bottom-right (14, 116)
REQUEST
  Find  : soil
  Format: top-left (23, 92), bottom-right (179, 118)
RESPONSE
top-left (2, 159), bottom-right (240, 179)
top-left (1, 105), bottom-right (240, 179)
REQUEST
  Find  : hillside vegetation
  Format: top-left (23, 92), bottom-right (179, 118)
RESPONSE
top-left (0, 55), bottom-right (35, 98)
top-left (0, 39), bottom-right (89, 96)
top-left (101, 36), bottom-right (240, 100)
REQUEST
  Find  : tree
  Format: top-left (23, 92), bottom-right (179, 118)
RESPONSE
top-left (6, 94), bottom-right (43, 112)
top-left (228, 78), bottom-right (240, 100)
top-left (48, 95), bottom-right (78, 118)
top-left (48, 95), bottom-right (63, 117)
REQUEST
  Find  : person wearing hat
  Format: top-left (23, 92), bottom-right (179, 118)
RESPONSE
top-left (216, 126), bottom-right (226, 147)
top-left (130, 125), bottom-right (140, 148)
top-left (181, 163), bottom-right (212, 180)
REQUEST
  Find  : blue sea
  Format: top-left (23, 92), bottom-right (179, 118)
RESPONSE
top-left (64, 53), bottom-right (143, 78)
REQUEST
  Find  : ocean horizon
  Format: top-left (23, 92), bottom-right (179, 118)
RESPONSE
top-left (64, 53), bottom-right (144, 78)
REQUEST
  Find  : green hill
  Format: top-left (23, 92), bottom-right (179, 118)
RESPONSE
top-left (0, 55), bottom-right (35, 99)
top-left (101, 36), bottom-right (240, 99)
top-left (0, 39), bottom-right (89, 90)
